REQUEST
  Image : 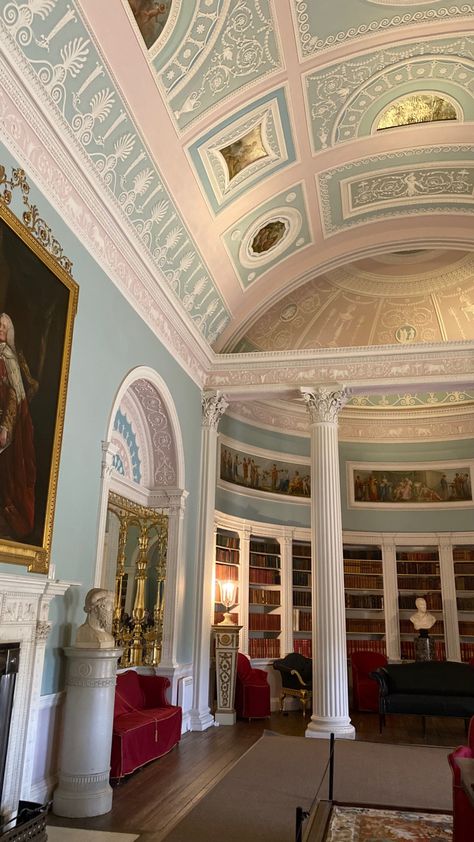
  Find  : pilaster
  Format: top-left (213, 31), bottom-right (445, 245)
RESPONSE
top-left (189, 392), bottom-right (229, 731)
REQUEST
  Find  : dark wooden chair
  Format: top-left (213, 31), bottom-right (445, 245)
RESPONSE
top-left (272, 652), bottom-right (312, 717)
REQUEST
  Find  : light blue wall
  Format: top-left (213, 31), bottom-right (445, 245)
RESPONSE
top-left (218, 416), bottom-right (474, 533)
top-left (0, 143), bottom-right (202, 694)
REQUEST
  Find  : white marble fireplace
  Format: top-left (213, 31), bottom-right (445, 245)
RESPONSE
top-left (0, 571), bottom-right (73, 821)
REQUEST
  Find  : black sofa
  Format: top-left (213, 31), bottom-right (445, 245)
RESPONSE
top-left (272, 652), bottom-right (312, 716)
top-left (371, 660), bottom-right (474, 733)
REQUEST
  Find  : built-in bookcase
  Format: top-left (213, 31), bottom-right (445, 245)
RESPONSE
top-left (292, 540), bottom-right (312, 658)
top-left (214, 528), bottom-right (240, 625)
top-left (396, 546), bottom-right (445, 660)
top-left (343, 544), bottom-right (386, 657)
top-left (248, 536), bottom-right (282, 659)
top-left (214, 514), bottom-right (473, 663)
top-left (454, 544), bottom-right (474, 662)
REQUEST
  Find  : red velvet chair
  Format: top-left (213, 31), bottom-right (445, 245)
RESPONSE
top-left (350, 650), bottom-right (387, 712)
top-left (448, 716), bottom-right (474, 842)
top-left (235, 653), bottom-right (271, 720)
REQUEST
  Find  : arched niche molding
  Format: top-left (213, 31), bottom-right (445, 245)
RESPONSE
top-left (94, 366), bottom-right (188, 691)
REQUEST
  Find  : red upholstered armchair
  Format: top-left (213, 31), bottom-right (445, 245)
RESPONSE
top-left (235, 653), bottom-right (271, 720)
top-left (350, 650), bottom-right (387, 712)
top-left (448, 716), bottom-right (474, 842)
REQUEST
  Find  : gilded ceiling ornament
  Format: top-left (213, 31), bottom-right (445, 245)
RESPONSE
top-left (377, 94), bottom-right (457, 130)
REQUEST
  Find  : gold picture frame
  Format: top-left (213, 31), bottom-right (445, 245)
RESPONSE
top-left (0, 167), bottom-right (78, 573)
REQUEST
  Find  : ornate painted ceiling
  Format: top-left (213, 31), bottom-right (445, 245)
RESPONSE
top-left (1, 1), bottom-right (474, 437)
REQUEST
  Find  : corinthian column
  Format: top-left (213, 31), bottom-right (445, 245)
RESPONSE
top-left (301, 386), bottom-right (355, 740)
top-left (189, 391), bottom-right (229, 731)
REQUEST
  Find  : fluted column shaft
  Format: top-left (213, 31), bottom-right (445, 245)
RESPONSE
top-left (189, 392), bottom-right (229, 731)
top-left (302, 387), bottom-right (355, 740)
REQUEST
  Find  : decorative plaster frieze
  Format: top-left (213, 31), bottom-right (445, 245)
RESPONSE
top-left (293, 1), bottom-right (474, 59)
top-left (305, 41), bottom-right (474, 151)
top-left (318, 145), bottom-right (474, 235)
top-left (226, 398), bottom-right (474, 442)
top-left (0, 8), bottom-right (227, 369)
top-left (207, 342), bottom-right (474, 390)
top-left (162, 0), bottom-right (281, 132)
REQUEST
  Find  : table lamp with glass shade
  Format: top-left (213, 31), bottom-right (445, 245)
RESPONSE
top-left (218, 579), bottom-right (238, 625)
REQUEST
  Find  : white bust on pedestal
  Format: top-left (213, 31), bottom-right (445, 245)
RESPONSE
top-left (75, 588), bottom-right (115, 648)
top-left (53, 588), bottom-right (122, 818)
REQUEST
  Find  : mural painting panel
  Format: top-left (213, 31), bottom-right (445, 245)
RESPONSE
top-left (348, 462), bottom-right (473, 509)
top-left (127, 0), bottom-right (174, 49)
top-left (220, 442), bottom-right (310, 498)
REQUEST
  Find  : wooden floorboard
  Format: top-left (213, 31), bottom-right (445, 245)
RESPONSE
top-left (47, 710), bottom-right (466, 840)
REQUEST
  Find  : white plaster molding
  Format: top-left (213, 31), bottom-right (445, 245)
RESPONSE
top-left (0, 40), bottom-right (211, 386)
top-left (0, 573), bottom-right (76, 821)
top-left (206, 341), bottom-right (474, 391)
top-left (226, 399), bottom-right (474, 442)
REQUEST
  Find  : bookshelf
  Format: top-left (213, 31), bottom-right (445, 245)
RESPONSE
top-left (343, 544), bottom-right (386, 658)
top-left (453, 544), bottom-right (474, 662)
top-left (396, 546), bottom-right (445, 660)
top-left (292, 540), bottom-right (312, 658)
top-left (214, 527), bottom-right (240, 625)
top-left (248, 536), bottom-right (282, 659)
top-left (214, 514), bottom-right (474, 664)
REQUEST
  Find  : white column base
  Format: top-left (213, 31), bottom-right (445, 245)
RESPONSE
top-left (52, 772), bottom-right (112, 818)
top-left (188, 708), bottom-right (215, 731)
top-left (215, 711), bottom-right (236, 725)
top-left (305, 715), bottom-right (355, 740)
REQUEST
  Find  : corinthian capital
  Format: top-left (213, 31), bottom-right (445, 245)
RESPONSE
top-left (201, 391), bottom-right (229, 429)
top-left (301, 386), bottom-right (351, 425)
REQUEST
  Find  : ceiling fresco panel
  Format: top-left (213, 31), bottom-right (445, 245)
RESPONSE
top-left (187, 86), bottom-right (296, 213)
top-left (221, 183), bottom-right (312, 289)
top-left (292, 0), bottom-right (474, 60)
top-left (304, 36), bottom-right (474, 152)
top-left (0, 0), bottom-right (231, 344)
top-left (317, 145), bottom-right (474, 235)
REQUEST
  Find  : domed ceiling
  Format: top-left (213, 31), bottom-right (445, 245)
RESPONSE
top-left (1, 0), bottom-right (473, 437)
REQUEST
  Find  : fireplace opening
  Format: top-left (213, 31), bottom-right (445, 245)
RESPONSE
top-left (0, 643), bottom-right (20, 823)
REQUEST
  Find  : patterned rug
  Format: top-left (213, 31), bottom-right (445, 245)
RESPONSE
top-left (326, 806), bottom-right (453, 841)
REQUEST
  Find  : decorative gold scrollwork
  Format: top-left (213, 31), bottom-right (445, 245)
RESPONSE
top-left (107, 492), bottom-right (168, 668)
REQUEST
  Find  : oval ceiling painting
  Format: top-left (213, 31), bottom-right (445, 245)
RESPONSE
top-left (127, 0), bottom-right (174, 50)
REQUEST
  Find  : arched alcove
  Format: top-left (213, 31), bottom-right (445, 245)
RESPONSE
top-left (95, 367), bottom-right (187, 690)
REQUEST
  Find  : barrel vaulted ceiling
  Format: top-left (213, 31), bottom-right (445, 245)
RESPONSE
top-left (1, 1), bottom-right (474, 439)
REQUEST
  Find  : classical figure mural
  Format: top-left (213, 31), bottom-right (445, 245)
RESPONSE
top-left (250, 220), bottom-right (287, 255)
top-left (350, 464), bottom-right (473, 507)
top-left (220, 125), bottom-right (268, 182)
top-left (220, 443), bottom-right (310, 498)
top-left (127, 0), bottom-right (173, 49)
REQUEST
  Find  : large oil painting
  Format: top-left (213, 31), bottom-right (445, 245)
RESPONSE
top-left (220, 441), bottom-right (310, 498)
top-left (0, 173), bottom-right (78, 572)
top-left (348, 462), bottom-right (473, 509)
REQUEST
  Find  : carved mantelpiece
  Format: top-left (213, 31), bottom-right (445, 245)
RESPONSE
top-left (0, 572), bottom-right (76, 822)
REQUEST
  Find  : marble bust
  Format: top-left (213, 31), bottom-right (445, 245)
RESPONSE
top-left (410, 597), bottom-right (436, 632)
top-left (75, 588), bottom-right (115, 649)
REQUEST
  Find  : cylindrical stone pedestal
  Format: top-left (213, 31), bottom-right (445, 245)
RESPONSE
top-left (53, 647), bottom-right (122, 817)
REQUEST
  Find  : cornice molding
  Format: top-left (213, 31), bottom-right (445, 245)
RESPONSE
top-left (226, 400), bottom-right (474, 442)
top-left (207, 341), bottom-right (474, 391)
